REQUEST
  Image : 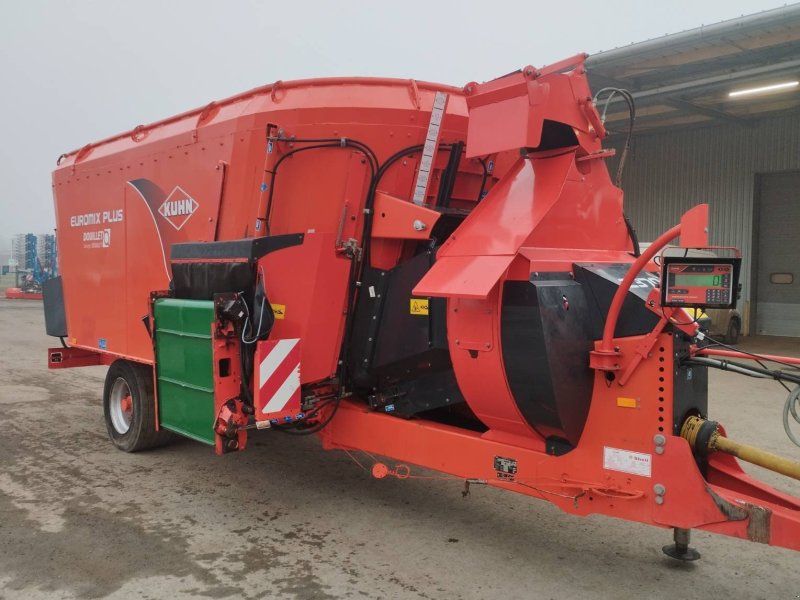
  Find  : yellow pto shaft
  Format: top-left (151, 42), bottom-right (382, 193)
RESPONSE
top-left (681, 416), bottom-right (800, 482)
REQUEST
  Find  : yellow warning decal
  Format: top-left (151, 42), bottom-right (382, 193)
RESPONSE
top-left (616, 397), bottom-right (638, 408)
top-left (410, 298), bottom-right (429, 315)
top-left (271, 303), bottom-right (286, 320)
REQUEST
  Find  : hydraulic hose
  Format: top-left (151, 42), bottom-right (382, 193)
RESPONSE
top-left (684, 357), bottom-right (800, 448)
top-left (785, 386), bottom-right (800, 448)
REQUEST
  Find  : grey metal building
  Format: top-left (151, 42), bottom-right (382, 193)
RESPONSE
top-left (587, 5), bottom-right (800, 337)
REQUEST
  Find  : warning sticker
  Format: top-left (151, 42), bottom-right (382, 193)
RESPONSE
top-left (410, 298), bottom-right (429, 316)
top-left (271, 304), bottom-right (286, 320)
top-left (603, 447), bottom-right (652, 478)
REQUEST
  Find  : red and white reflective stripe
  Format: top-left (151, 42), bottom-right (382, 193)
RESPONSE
top-left (258, 338), bottom-right (300, 415)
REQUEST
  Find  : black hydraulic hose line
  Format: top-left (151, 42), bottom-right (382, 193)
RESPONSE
top-left (684, 357), bottom-right (800, 385)
top-left (268, 136), bottom-right (378, 172)
top-left (613, 89), bottom-right (635, 188)
top-left (360, 142), bottom-right (455, 268)
top-left (437, 141), bottom-right (464, 208)
top-left (332, 236), bottom-right (363, 394)
top-left (265, 140), bottom-right (457, 427)
top-left (685, 357), bottom-right (800, 449)
top-left (263, 139), bottom-right (377, 234)
top-left (592, 87), bottom-right (635, 187)
top-left (239, 341), bottom-right (254, 405)
top-left (261, 135), bottom-right (380, 427)
top-left (264, 143), bottom-right (340, 233)
top-left (476, 158), bottom-right (489, 201)
top-left (336, 143), bottom-right (435, 399)
top-left (272, 398), bottom-right (335, 431)
top-left (785, 386), bottom-right (800, 448)
top-left (272, 139), bottom-right (469, 432)
top-left (623, 213), bottom-right (641, 257)
top-left (685, 357), bottom-right (773, 379)
top-left (274, 397), bottom-right (343, 435)
top-left (337, 142), bottom-right (457, 397)
top-left (700, 334), bottom-right (800, 371)
top-left (593, 87), bottom-right (638, 256)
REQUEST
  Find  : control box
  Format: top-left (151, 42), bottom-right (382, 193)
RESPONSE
top-left (661, 256), bottom-right (741, 309)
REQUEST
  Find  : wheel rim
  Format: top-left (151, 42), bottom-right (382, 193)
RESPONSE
top-left (109, 377), bottom-right (133, 434)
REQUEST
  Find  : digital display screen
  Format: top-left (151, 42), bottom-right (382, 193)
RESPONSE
top-left (661, 256), bottom-right (741, 309)
top-left (673, 274), bottom-right (721, 287)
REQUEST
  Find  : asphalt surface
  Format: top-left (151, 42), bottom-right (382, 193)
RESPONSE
top-left (0, 298), bottom-right (798, 600)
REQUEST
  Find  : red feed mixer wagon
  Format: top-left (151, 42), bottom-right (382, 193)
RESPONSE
top-left (46, 54), bottom-right (800, 560)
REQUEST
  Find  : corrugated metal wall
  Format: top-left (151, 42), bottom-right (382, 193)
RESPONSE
top-left (615, 111), bottom-right (800, 325)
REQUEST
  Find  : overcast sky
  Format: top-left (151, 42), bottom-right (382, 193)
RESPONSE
top-left (0, 0), bottom-right (787, 251)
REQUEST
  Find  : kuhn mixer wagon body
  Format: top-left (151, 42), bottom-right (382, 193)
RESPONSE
top-left (47, 54), bottom-right (800, 559)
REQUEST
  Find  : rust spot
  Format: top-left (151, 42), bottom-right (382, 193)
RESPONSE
top-left (706, 486), bottom-right (747, 521)
top-left (705, 486), bottom-right (771, 544)
top-left (745, 504), bottom-right (771, 544)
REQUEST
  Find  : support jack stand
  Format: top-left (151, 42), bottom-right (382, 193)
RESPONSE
top-left (662, 528), bottom-right (701, 561)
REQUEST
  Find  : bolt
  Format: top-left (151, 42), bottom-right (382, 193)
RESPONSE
top-left (654, 434), bottom-right (666, 446)
top-left (654, 483), bottom-right (666, 495)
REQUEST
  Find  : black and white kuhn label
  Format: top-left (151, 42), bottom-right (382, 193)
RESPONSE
top-left (603, 447), bottom-right (652, 478)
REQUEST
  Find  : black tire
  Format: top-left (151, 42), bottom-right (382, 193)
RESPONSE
top-left (103, 359), bottom-right (173, 452)
top-left (724, 319), bottom-right (740, 345)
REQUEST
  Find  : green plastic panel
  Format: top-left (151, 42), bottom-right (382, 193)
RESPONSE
top-left (154, 298), bottom-right (215, 445)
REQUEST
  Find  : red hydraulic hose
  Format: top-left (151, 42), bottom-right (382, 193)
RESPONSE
top-left (599, 224), bottom-right (681, 353)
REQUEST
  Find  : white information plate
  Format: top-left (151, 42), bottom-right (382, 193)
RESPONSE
top-left (603, 447), bottom-right (652, 478)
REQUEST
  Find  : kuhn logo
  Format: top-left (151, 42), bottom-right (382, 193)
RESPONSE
top-left (158, 186), bottom-right (198, 230)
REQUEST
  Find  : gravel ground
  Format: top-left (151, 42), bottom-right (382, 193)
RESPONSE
top-left (0, 298), bottom-right (798, 600)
